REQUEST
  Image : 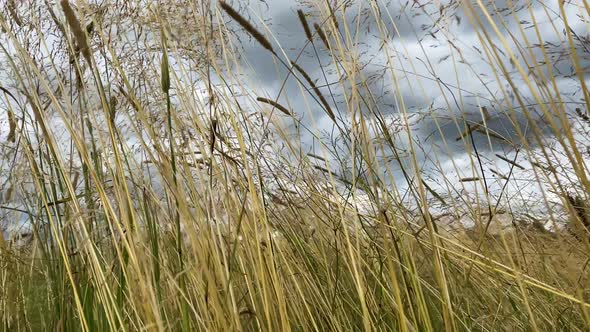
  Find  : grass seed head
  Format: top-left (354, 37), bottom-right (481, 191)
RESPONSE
top-left (219, 1), bottom-right (274, 54)
top-left (7, 109), bottom-right (16, 143)
top-left (60, 0), bottom-right (91, 63)
top-left (290, 60), bottom-right (335, 121)
top-left (161, 32), bottom-right (170, 94)
top-left (256, 97), bottom-right (293, 116)
top-left (7, 0), bottom-right (22, 26)
top-left (314, 23), bottom-right (330, 49)
top-left (297, 10), bottom-right (313, 42)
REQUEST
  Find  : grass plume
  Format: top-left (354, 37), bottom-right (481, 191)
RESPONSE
top-left (7, 0), bottom-right (22, 26)
top-left (256, 97), bottom-right (293, 116)
top-left (6, 109), bottom-right (16, 143)
top-left (314, 22), bottom-right (330, 49)
top-left (297, 10), bottom-right (313, 42)
top-left (219, 0), bottom-right (275, 54)
top-left (60, 0), bottom-right (91, 63)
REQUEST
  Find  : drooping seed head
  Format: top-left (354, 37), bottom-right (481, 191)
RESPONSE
top-left (256, 97), bottom-right (293, 116)
top-left (161, 32), bottom-right (170, 93)
top-left (314, 23), bottom-right (330, 49)
top-left (60, 0), bottom-right (91, 63)
top-left (219, 1), bottom-right (275, 54)
top-left (297, 10), bottom-right (312, 42)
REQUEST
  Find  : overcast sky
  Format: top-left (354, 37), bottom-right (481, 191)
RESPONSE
top-left (219, 0), bottom-right (590, 214)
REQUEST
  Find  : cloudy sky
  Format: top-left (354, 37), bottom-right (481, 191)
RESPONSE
top-left (219, 0), bottom-right (589, 214)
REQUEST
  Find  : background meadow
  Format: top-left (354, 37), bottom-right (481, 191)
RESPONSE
top-left (1, 0), bottom-right (590, 330)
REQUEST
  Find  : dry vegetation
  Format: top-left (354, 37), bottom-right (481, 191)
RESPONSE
top-left (0, 0), bottom-right (589, 331)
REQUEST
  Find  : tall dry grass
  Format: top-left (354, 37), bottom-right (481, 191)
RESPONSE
top-left (0, 0), bottom-right (589, 331)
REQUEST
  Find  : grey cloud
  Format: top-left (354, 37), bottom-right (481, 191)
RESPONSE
top-left (223, 0), bottom-right (589, 190)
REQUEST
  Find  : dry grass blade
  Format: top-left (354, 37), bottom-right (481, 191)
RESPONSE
top-left (489, 168), bottom-right (508, 180)
top-left (531, 161), bottom-right (557, 173)
top-left (324, 0), bottom-right (339, 29)
top-left (313, 164), bottom-right (333, 175)
top-left (161, 32), bottom-right (170, 93)
top-left (475, 128), bottom-right (511, 144)
top-left (460, 177), bottom-right (481, 182)
top-left (456, 122), bottom-right (484, 141)
top-left (456, 107), bottom-right (491, 141)
top-left (210, 119), bottom-right (217, 153)
top-left (495, 153), bottom-right (526, 170)
top-left (307, 153), bottom-right (326, 161)
top-left (576, 107), bottom-right (590, 124)
top-left (421, 179), bottom-right (447, 205)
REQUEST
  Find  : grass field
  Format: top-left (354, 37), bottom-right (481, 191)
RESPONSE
top-left (1, 0), bottom-right (590, 330)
